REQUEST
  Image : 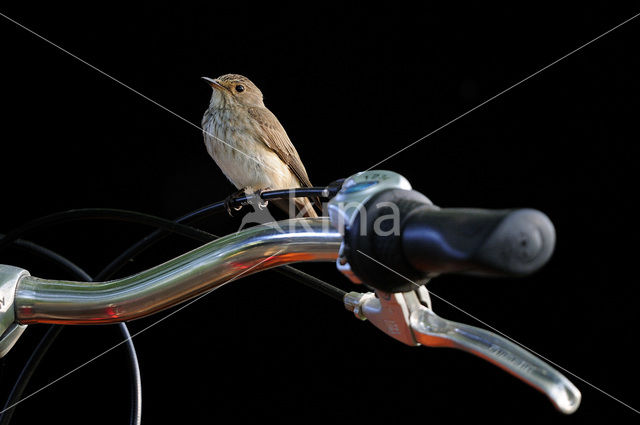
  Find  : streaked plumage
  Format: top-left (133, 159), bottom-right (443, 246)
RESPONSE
top-left (201, 74), bottom-right (317, 217)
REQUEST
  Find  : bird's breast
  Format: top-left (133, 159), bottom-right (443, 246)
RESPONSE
top-left (202, 108), bottom-right (295, 191)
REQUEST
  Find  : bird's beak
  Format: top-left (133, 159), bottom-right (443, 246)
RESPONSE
top-left (202, 76), bottom-right (225, 91)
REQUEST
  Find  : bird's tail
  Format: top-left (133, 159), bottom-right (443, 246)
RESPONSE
top-left (297, 197), bottom-right (318, 218)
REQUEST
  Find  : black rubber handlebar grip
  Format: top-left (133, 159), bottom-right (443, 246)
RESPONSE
top-left (343, 188), bottom-right (556, 292)
top-left (402, 207), bottom-right (556, 277)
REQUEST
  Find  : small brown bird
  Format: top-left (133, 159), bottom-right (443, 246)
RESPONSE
top-left (201, 74), bottom-right (318, 218)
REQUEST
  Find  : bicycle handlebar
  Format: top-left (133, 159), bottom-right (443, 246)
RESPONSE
top-left (0, 170), bottom-right (580, 414)
top-left (12, 218), bottom-right (340, 325)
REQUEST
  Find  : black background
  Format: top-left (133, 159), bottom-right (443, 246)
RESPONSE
top-left (0, 3), bottom-right (639, 424)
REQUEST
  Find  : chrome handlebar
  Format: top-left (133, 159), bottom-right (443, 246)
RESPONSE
top-left (12, 218), bottom-right (340, 325)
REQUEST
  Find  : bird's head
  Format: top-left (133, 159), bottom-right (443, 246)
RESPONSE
top-left (202, 74), bottom-right (264, 108)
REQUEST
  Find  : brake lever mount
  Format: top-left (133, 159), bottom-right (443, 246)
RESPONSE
top-left (343, 284), bottom-right (581, 414)
top-left (331, 171), bottom-right (581, 414)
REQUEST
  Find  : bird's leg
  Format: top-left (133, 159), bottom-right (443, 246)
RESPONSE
top-left (224, 188), bottom-right (248, 217)
top-left (254, 187), bottom-right (272, 210)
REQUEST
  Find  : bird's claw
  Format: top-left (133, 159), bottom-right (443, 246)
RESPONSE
top-left (224, 189), bottom-right (247, 217)
top-left (224, 188), bottom-right (271, 216)
top-left (256, 188), bottom-right (271, 210)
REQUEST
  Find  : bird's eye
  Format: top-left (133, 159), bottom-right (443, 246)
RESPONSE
top-left (235, 85), bottom-right (245, 92)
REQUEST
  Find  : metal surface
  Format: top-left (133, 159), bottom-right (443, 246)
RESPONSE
top-left (0, 265), bottom-right (29, 325)
top-left (344, 287), bottom-right (581, 414)
top-left (0, 323), bottom-right (27, 358)
top-left (344, 288), bottom-right (430, 346)
top-left (327, 170), bottom-right (414, 236)
top-left (14, 218), bottom-right (341, 324)
top-left (0, 265), bottom-right (30, 358)
top-left (328, 170), bottom-right (421, 285)
top-left (411, 308), bottom-right (581, 414)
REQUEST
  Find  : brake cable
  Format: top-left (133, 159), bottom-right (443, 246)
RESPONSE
top-left (0, 235), bottom-right (142, 425)
top-left (0, 186), bottom-right (344, 424)
top-left (96, 183), bottom-right (344, 280)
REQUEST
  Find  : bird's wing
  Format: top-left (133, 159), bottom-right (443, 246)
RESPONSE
top-left (247, 106), bottom-right (313, 188)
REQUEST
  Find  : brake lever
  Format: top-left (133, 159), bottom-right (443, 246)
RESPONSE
top-left (344, 287), bottom-right (581, 414)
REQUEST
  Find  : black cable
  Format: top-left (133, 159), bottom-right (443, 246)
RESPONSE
top-left (0, 325), bottom-right (62, 425)
top-left (95, 202), bottom-right (224, 280)
top-left (6, 237), bottom-right (94, 280)
top-left (2, 206), bottom-right (345, 300)
top-left (0, 208), bottom-right (215, 253)
top-left (0, 201), bottom-right (347, 423)
top-left (273, 267), bottom-right (346, 301)
top-left (0, 235), bottom-right (142, 425)
top-left (232, 184), bottom-right (343, 210)
top-left (119, 322), bottom-right (142, 425)
top-left (0, 209), bottom-right (218, 424)
top-left (97, 181), bottom-right (345, 281)
top-left (89, 208), bottom-right (347, 301)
